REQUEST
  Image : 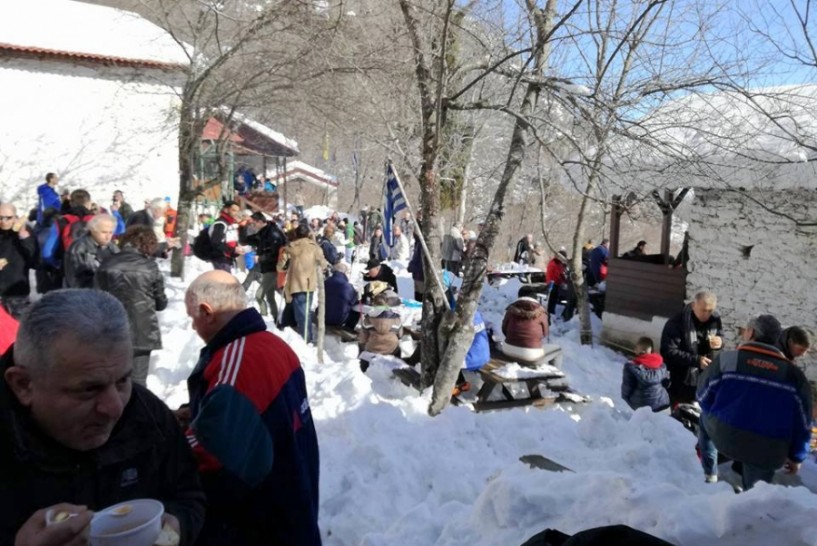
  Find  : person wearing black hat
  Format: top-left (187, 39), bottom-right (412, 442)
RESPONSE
top-left (363, 258), bottom-right (398, 293)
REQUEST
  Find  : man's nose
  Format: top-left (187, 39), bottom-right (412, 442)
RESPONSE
top-left (95, 385), bottom-right (125, 420)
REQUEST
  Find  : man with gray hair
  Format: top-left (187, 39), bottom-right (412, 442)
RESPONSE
top-left (0, 289), bottom-right (204, 545)
top-left (660, 290), bottom-right (723, 405)
top-left (697, 314), bottom-right (813, 490)
top-left (64, 213), bottom-right (119, 288)
top-left (184, 270), bottom-right (320, 545)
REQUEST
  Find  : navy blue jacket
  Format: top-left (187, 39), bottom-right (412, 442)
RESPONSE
top-left (587, 244), bottom-right (608, 285)
top-left (698, 341), bottom-right (812, 469)
top-left (621, 353), bottom-right (670, 412)
top-left (324, 271), bottom-right (358, 326)
top-left (187, 309), bottom-right (321, 545)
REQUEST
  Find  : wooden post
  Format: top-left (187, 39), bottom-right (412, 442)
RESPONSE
top-left (660, 189), bottom-right (672, 265)
top-left (610, 195), bottom-right (622, 258)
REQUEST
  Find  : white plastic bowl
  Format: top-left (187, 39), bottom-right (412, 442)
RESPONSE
top-left (89, 499), bottom-right (164, 546)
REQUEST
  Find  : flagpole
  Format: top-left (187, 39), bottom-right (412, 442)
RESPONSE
top-left (387, 159), bottom-right (451, 312)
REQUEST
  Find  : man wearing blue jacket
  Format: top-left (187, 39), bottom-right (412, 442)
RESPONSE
top-left (36, 172), bottom-right (61, 224)
top-left (324, 262), bottom-right (359, 331)
top-left (697, 314), bottom-right (812, 490)
top-left (185, 270), bottom-right (321, 545)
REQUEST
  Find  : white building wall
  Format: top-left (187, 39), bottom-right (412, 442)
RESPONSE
top-left (0, 58), bottom-right (182, 211)
top-left (686, 188), bottom-right (817, 356)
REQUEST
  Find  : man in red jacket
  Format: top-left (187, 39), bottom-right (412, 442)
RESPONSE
top-left (184, 270), bottom-right (321, 545)
top-left (545, 248), bottom-right (576, 322)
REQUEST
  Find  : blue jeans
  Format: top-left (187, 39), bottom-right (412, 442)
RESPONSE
top-left (698, 418), bottom-right (719, 477)
top-left (291, 292), bottom-right (314, 343)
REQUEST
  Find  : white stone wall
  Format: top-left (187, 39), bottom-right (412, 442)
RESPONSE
top-left (0, 57), bottom-right (182, 211)
top-left (686, 188), bottom-right (817, 365)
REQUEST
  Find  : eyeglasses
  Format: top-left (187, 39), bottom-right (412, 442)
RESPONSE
top-left (0, 216), bottom-right (14, 221)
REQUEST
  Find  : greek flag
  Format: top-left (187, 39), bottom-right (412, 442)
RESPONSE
top-left (383, 163), bottom-right (407, 247)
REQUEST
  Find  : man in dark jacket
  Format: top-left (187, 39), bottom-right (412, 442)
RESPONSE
top-left (407, 234), bottom-right (425, 301)
top-left (209, 201), bottom-right (245, 271)
top-left (1, 289), bottom-right (204, 545)
top-left (242, 212), bottom-right (287, 323)
top-left (64, 214), bottom-right (119, 288)
top-left (697, 314), bottom-right (812, 489)
top-left (112, 189), bottom-right (135, 224)
top-left (587, 239), bottom-right (609, 286)
top-left (184, 271), bottom-right (321, 545)
top-left (364, 258), bottom-right (398, 293)
top-left (324, 263), bottom-right (359, 331)
top-left (513, 233), bottom-right (533, 265)
top-left (0, 203), bottom-right (37, 317)
top-left (660, 291), bottom-right (723, 405)
top-left (96, 226), bottom-right (168, 386)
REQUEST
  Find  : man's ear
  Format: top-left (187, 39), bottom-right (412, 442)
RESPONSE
top-left (199, 302), bottom-right (216, 321)
top-left (4, 367), bottom-right (34, 407)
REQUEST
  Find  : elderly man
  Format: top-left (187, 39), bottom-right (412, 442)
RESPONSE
top-left (660, 291), bottom-right (723, 405)
top-left (0, 289), bottom-right (204, 545)
top-left (184, 270), bottom-right (320, 545)
top-left (389, 225), bottom-right (410, 262)
top-left (64, 214), bottom-right (119, 288)
top-left (0, 203), bottom-right (37, 317)
top-left (126, 197), bottom-right (180, 257)
top-left (363, 258), bottom-right (398, 293)
top-left (697, 315), bottom-right (812, 490)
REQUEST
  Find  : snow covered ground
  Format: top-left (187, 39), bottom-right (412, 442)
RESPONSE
top-left (149, 257), bottom-right (817, 546)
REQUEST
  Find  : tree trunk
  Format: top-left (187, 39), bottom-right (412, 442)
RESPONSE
top-left (171, 90), bottom-right (197, 278)
top-left (570, 179), bottom-right (596, 345)
top-left (428, 0), bottom-right (557, 416)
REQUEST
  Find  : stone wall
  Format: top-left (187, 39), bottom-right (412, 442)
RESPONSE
top-left (686, 188), bottom-right (817, 367)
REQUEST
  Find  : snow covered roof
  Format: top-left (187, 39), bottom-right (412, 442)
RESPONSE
top-left (0, 0), bottom-right (188, 68)
top-left (268, 160), bottom-right (338, 188)
top-left (600, 85), bottom-right (817, 192)
top-left (230, 111), bottom-right (300, 155)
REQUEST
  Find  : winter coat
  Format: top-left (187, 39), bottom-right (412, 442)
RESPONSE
top-left (698, 341), bottom-right (813, 470)
top-left (36, 183), bottom-right (61, 224)
top-left (281, 237), bottom-right (328, 303)
top-left (442, 228), bottom-right (464, 262)
top-left (186, 309), bottom-right (320, 546)
top-left (513, 237), bottom-right (532, 264)
top-left (0, 348), bottom-right (205, 546)
top-left (324, 271), bottom-right (359, 327)
top-left (465, 311), bottom-right (490, 371)
top-left (0, 228), bottom-right (37, 297)
top-left (621, 353), bottom-right (670, 412)
top-left (95, 247), bottom-right (168, 352)
top-left (587, 245), bottom-right (609, 285)
top-left (660, 303), bottom-right (722, 402)
top-left (126, 208), bottom-right (153, 229)
top-left (345, 222), bottom-right (356, 249)
top-left (363, 263), bottom-right (398, 293)
top-left (318, 236), bottom-right (339, 265)
top-left (407, 236), bottom-right (424, 282)
top-left (545, 257), bottom-right (568, 286)
top-left (0, 306), bottom-right (17, 355)
top-left (209, 212), bottom-right (240, 263)
top-left (117, 201), bottom-right (135, 223)
top-left (244, 222), bottom-right (287, 274)
top-left (369, 233), bottom-right (386, 261)
top-left (390, 233), bottom-right (410, 262)
top-left (64, 234), bottom-right (119, 289)
top-left (359, 307), bottom-right (402, 355)
top-left (502, 298), bottom-right (549, 349)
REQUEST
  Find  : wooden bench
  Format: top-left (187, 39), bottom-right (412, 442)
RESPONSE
top-left (325, 325), bottom-right (358, 343)
top-left (473, 355), bottom-right (586, 412)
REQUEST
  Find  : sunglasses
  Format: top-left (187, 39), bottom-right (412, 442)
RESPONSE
top-left (0, 216), bottom-right (14, 221)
